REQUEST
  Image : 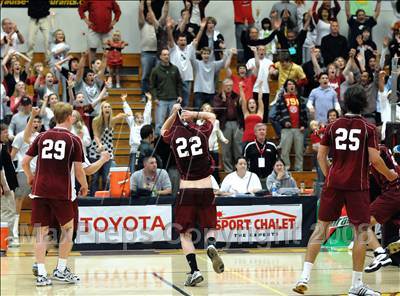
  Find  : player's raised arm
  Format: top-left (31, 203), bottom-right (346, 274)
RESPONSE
top-left (160, 103), bottom-right (181, 137)
top-left (368, 147), bottom-right (398, 182)
top-left (181, 110), bottom-right (216, 125)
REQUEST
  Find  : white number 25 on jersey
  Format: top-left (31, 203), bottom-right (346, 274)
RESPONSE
top-left (41, 139), bottom-right (66, 160)
top-left (335, 128), bottom-right (361, 151)
top-left (176, 136), bottom-right (203, 158)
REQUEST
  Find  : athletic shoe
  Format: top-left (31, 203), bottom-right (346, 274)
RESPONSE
top-left (207, 245), bottom-right (224, 273)
top-left (52, 267), bottom-right (80, 284)
top-left (36, 275), bottom-right (52, 286)
top-left (386, 239), bottom-right (400, 255)
top-left (348, 241), bottom-right (354, 250)
top-left (348, 284), bottom-right (380, 296)
top-left (9, 237), bottom-right (20, 248)
top-left (32, 262), bottom-right (38, 277)
top-left (364, 251), bottom-right (392, 273)
top-left (116, 83), bottom-right (121, 89)
top-left (184, 271), bottom-right (204, 286)
top-left (292, 279), bottom-right (308, 294)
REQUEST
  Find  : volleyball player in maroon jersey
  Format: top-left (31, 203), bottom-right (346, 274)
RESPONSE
top-left (293, 86), bottom-right (398, 296)
top-left (22, 102), bottom-right (88, 286)
top-left (162, 104), bottom-right (224, 287)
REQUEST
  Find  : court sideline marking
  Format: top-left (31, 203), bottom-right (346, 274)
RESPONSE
top-left (152, 272), bottom-right (191, 296)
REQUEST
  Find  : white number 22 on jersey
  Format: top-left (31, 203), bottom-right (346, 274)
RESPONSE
top-left (41, 139), bottom-right (66, 160)
top-left (176, 136), bottom-right (203, 158)
top-left (335, 128), bottom-right (361, 151)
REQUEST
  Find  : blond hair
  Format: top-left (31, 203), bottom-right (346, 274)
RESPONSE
top-left (310, 120), bottom-right (319, 129)
top-left (92, 101), bottom-right (113, 136)
top-left (72, 110), bottom-right (85, 135)
top-left (53, 102), bottom-right (73, 124)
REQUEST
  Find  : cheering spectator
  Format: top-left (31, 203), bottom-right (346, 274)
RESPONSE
top-left (150, 48), bottom-right (183, 136)
top-left (246, 46), bottom-right (272, 121)
top-left (359, 70), bottom-right (379, 124)
top-left (307, 72), bottom-right (341, 124)
top-left (321, 21), bottom-right (348, 66)
top-left (9, 82), bottom-right (30, 114)
top-left (275, 79), bottom-right (307, 171)
top-left (311, 4), bottom-right (331, 47)
top-left (78, 0), bottom-right (121, 67)
top-left (132, 156), bottom-right (172, 196)
top-left (34, 71), bottom-right (58, 100)
top-left (88, 101), bottom-right (126, 195)
top-left (71, 110), bottom-right (91, 154)
top-left (303, 47), bottom-right (324, 97)
top-left (26, 0), bottom-right (50, 61)
top-left (270, 52), bottom-right (307, 91)
top-left (2, 51), bottom-right (31, 97)
top-left (220, 156), bottom-right (262, 195)
top-left (136, 124), bottom-right (163, 171)
top-left (345, 0), bottom-right (381, 48)
top-left (213, 78), bottom-right (243, 173)
top-left (1, 18), bottom-right (24, 57)
top-left (138, 0), bottom-right (160, 101)
top-left (387, 23), bottom-right (400, 61)
top-left (48, 13), bottom-right (70, 101)
top-left (256, 15), bottom-right (279, 61)
top-left (270, 0), bottom-right (298, 29)
top-left (314, 0), bottom-right (341, 20)
top-left (244, 123), bottom-right (279, 188)
top-left (7, 98), bottom-right (32, 141)
top-left (266, 159), bottom-right (298, 192)
top-left (121, 93), bottom-right (152, 174)
top-left (197, 17), bottom-right (225, 61)
top-left (167, 19), bottom-right (194, 108)
top-left (233, 0), bottom-right (255, 63)
top-left (183, 0), bottom-right (210, 26)
top-left (39, 93), bottom-right (59, 130)
top-left (241, 81), bottom-right (264, 145)
top-left (173, 9), bottom-right (199, 44)
top-left (276, 10), bottom-right (311, 65)
top-left (197, 103), bottom-right (229, 183)
top-left (105, 30), bottom-right (128, 88)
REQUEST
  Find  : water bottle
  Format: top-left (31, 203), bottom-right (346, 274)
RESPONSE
top-left (271, 182), bottom-right (278, 196)
top-left (300, 181), bottom-right (305, 194)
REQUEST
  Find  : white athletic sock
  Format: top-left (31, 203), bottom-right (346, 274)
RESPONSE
top-left (13, 215), bottom-right (19, 238)
top-left (57, 258), bottom-right (67, 272)
top-left (374, 247), bottom-right (385, 254)
top-left (37, 263), bottom-right (47, 277)
top-left (351, 271), bottom-right (363, 288)
top-left (300, 262), bottom-right (313, 281)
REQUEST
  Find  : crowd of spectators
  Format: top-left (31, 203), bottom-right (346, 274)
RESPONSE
top-left (1, 0), bottom-right (400, 246)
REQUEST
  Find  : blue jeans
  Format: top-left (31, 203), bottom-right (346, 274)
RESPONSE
top-left (155, 100), bottom-right (176, 136)
top-left (140, 51), bottom-right (157, 94)
top-left (268, 104), bottom-right (282, 137)
top-left (89, 159), bottom-right (114, 196)
top-left (235, 23), bottom-right (246, 63)
top-left (182, 80), bottom-right (192, 108)
top-left (194, 92), bottom-right (215, 110)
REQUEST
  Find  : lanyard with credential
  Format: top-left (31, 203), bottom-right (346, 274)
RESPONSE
top-left (255, 141), bottom-right (266, 156)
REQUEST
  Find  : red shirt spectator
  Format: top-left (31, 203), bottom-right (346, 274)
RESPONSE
top-left (233, 0), bottom-right (254, 24)
top-left (78, 0), bottom-right (121, 34)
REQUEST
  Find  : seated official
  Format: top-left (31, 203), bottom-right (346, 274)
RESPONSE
top-left (131, 156), bottom-right (172, 196)
top-left (266, 159), bottom-right (298, 192)
top-left (220, 157), bottom-right (262, 195)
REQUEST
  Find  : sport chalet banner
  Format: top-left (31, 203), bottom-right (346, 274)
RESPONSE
top-left (215, 205), bottom-right (303, 243)
top-left (75, 205), bottom-right (172, 244)
top-left (1, 0), bottom-right (83, 7)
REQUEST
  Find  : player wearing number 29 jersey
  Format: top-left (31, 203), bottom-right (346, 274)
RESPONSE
top-left (26, 127), bottom-right (84, 200)
top-left (163, 115), bottom-right (214, 180)
top-left (320, 114), bottom-right (378, 191)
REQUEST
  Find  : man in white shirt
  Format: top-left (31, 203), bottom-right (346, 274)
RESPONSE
top-left (10, 109), bottom-right (42, 245)
top-left (246, 45), bottom-right (273, 121)
top-left (0, 18), bottom-right (25, 58)
top-left (167, 20), bottom-right (194, 107)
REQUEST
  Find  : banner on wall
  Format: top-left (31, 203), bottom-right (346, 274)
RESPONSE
top-left (215, 205), bottom-right (302, 243)
top-left (1, 0), bottom-right (83, 7)
top-left (76, 205), bottom-right (172, 244)
top-left (349, 0), bottom-right (374, 16)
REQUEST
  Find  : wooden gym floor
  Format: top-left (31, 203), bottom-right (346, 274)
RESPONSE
top-left (1, 241), bottom-right (399, 296)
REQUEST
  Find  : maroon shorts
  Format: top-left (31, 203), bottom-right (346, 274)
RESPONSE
top-left (175, 188), bottom-right (216, 233)
top-left (318, 185), bottom-right (370, 226)
top-left (370, 188), bottom-right (400, 224)
top-left (49, 200), bottom-right (79, 230)
top-left (31, 198), bottom-right (74, 227)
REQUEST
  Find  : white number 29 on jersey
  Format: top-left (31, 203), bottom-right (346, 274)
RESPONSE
top-left (176, 136), bottom-right (203, 158)
top-left (41, 139), bottom-right (66, 160)
top-left (335, 128), bottom-right (361, 151)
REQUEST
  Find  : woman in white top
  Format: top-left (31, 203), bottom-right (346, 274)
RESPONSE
top-left (39, 93), bottom-right (58, 130)
top-left (312, 6), bottom-right (331, 46)
top-left (220, 156), bottom-right (262, 195)
top-left (71, 110), bottom-right (91, 155)
top-left (197, 103), bottom-right (228, 183)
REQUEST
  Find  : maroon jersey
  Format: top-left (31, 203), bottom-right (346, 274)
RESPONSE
top-left (320, 115), bottom-right (378, 191)
top-left (26, 127), bottom-right (84, 200)
top-left (370, 145), bottom-right (400, 191)
top-left (163, 116), bottom-right (214, 180)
